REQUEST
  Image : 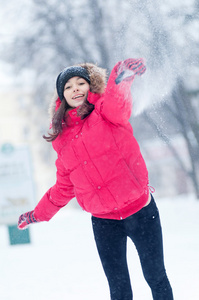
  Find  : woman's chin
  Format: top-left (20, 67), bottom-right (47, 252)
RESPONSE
top-left (73, 101), bottom-right (84, 107)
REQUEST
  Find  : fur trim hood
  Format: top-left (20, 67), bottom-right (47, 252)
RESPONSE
top-left (78, 63), bottom-right (107, 94)
top-left (49, 63), bottom-right (107, 118)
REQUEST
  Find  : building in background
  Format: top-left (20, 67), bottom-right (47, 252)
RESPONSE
top-left (0, 62), bottom-right (56, 225)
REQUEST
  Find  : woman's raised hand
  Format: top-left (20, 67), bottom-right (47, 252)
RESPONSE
top-left (115, 58), bottom-right (146, 84)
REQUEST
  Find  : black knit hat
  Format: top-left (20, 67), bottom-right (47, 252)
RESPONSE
top-left (56, 66), bottom-right (90, 100)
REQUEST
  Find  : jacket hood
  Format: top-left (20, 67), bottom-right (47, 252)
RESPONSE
top-left (49, 63), bottom-right (107, 118)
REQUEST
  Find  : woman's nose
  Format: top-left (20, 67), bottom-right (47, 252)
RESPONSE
top-left (73, 85), bottom-right (79, 91)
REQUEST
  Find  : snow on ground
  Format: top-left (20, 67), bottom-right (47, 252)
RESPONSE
top-left (0, 194), bottom-right (199, 300)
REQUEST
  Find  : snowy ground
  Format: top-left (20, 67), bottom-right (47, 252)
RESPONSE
top-left (0, 194), bottom-right (199, 300)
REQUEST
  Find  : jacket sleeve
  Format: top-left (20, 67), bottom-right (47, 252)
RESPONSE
top-left (100, 61), bottom-right (136, 125)
top-left (34, 156), bottom-right (75, 221)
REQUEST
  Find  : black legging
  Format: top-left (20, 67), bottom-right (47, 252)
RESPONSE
top-left (92, 195), bottom-right (173, 300)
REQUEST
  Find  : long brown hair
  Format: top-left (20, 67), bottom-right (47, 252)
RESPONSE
top-left (43, 98), bottom-right (94, 142)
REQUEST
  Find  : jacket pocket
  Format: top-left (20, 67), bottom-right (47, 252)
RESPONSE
top-left (105, 158), bottom-right (144, 206)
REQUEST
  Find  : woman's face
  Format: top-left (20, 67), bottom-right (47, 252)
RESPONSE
top-left (63, 76), bottom-right (90, 108)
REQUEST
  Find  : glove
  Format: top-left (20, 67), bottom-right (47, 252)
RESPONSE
top-left (115, 58), bottom-right (146, 84)
top-left (18, 210), bottom-right (38, 230)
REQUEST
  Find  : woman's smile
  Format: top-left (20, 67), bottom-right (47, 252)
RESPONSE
top-left (72, 93), bottom-right (85, 100)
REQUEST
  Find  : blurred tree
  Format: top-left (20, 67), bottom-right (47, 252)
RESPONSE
top-left (138, 0), bottom-right (199, 198)
top-left (3, 0), bottom-right (134, 90)
top-left (132, 0), bottom-right (199, 199)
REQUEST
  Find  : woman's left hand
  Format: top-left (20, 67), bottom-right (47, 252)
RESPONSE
top-left (115, 58), bottom-right (146, 84)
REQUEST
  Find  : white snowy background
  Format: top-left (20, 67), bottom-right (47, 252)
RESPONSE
top-left (0, 195), bottom-right (199, 300)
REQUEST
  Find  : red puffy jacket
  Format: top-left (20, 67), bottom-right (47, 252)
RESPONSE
top-left (34, 61), bottom-right (149, 221)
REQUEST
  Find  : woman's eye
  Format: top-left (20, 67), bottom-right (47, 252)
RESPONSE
top-left (65, 86), bottom-right (70, 90)
top-left (79, 82), bottom-right (85, 85)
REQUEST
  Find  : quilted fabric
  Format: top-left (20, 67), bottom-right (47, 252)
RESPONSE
top-left (34, 60), bottom-right (149, 221)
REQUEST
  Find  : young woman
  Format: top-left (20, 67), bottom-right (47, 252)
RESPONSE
top-left (18, 59), bottom-right (174, 300)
